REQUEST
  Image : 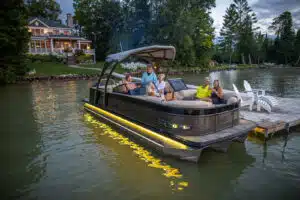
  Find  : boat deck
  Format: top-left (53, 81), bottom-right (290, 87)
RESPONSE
top-left (178, 119), bottom-right (256, 147)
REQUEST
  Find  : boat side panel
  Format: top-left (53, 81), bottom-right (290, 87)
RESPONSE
top-left (104, 92), bottom-right (240, 136)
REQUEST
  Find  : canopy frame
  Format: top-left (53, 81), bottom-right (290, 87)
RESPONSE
top-left (95, 45), bottom-right (176, 107)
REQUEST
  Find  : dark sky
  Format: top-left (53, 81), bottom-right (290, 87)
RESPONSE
top-left (57, 0), bottom-right (300, 35)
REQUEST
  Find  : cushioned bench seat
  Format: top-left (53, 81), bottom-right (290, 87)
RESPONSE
top-left (131, 95), bottom-right (214, 108)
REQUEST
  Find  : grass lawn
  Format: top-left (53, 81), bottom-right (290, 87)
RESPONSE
top-left (28, 62), bottom-right (99, 76)
top-left (79, 62), bottom-right (132, 74)
top-left (79, 62), bottom-right (104, 68)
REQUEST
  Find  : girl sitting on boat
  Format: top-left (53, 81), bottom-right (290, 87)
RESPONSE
top-left (156, 74), bottom-right (166, 95)
top-left (146, 74), bottom-right (175, 101)
top-left (210, 80), bottom-right (225, 104)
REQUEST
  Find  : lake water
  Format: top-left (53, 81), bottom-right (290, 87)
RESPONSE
top-left (1, 68), bottom-right (300, 200)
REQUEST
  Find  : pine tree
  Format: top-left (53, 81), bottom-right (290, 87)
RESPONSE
top-left (261, 34), bottom-right (269, 63)
top-left (220, 4), bottom-right (238, 64)
top-left (294, 29), bottom-right (300, 66)
top-left (233, 0), bottom-right (258, 64)
top-left (269, 11), bottom-right (295, 64)
top-left (218, 0), bottom-right (258, 64)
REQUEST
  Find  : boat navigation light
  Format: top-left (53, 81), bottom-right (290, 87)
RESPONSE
top-left (181, 125), bottom-right (191, 130)
top-left (172, 124), bottom-right (179, 129)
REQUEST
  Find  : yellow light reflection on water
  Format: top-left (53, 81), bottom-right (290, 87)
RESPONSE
top-left (84, 113), bottom-right (189, 191)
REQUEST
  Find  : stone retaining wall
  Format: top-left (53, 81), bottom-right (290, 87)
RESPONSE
top-left (17, 74), bottom-right (99, 83)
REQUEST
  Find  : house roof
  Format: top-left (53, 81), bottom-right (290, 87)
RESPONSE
top-left (28, 17), bottom-right (70, 28)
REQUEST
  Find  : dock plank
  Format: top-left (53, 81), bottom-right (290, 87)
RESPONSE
top-left (239, 97), bottom-right (300, 135)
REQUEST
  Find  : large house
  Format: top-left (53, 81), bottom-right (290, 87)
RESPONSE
top-left (28, 14), bottom-right (94, 56)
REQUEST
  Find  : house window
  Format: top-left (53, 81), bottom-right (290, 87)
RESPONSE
top-left (31, 29), bottom-right (45, 36)
top-left (46, 40), bottom-right (51, 48)
top-left (53, 29), bottom-right (59, 35)
top-left (30, 41), bottom-right (35, 48)
top-left (36, 41), bottom-right (41, 48)
top-left (64, 31), bottom-right (70, 35)
top-left (55, 41), bottom-right (60, 48)
top-left (81, 44), bottom-right (87, 49)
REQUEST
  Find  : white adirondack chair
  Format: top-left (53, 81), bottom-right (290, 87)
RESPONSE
top-left (257, 98), bottom-right (272, 113)
top-left (232, 84), bottom-right (254, 111)
top-left (243, 80), bottom-right (278, 107)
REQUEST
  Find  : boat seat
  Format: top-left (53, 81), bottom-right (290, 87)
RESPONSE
top-left (131, 95), bottom-right (214, 108)
top-left (175, 89), bottom-right (197, 100)
top-left (94, 85), bottom-right (116, 93)
top-left (175, 89), bottom-right (239, 105)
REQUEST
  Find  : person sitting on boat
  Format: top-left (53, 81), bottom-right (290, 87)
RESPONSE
top-left (146, 82), bottom-right (158, 96)
top-left (141, 64), bottom-right (158, 87)
top-left (156, 74), bottom-right (166, 95)
top-left (195, 77), bottom-right (212, 101)
top-left (210, 80), bottom-right (225, 104)
top-left (123, 74), bottom-right (141, 95)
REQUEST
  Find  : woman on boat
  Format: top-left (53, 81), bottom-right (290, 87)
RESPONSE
top-left (146, 83), bottom-right (158, 96)
top-left (156, 74), bottom-right (166, 95)
top-left (123, 74), bottom-right (141, 95)
top-left (141, 64), bottom-right (158, 87)
top-left (210, 80), bottom-right (225, 104)
top-left (195, 77), bottom-right (212, 101)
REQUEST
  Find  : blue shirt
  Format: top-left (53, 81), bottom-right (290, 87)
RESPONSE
top-left (141, 72), bottom-right (157, 86)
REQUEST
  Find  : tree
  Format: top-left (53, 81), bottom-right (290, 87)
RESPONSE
top-left (233, 0), bottom-right (258, 64)
top-left (217, 0), bottom-right (258, 64)
top-left (74, 0), bottom-right (215, 66)
top-left (116, 0), bottom-right (151, 49)
top-left (151, 0), bottom-right (215, 67)
top-left (74, 0), bottom-right (124, 60)
top-left (220, 4), bottom-right (238, 64)
top-left (269, 11), bottom-right (295, 64)
top-left (25, 0), bottom-right (61, 20)
top-left (260, 34), bottom-right (269, 63)
top-left (1, 0), bottom-right (30, 83)
top-left (294, 29), bottom-right (300, 66)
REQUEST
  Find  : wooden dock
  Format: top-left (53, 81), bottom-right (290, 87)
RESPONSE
top-left (240, 97), bottom-right (300, 138)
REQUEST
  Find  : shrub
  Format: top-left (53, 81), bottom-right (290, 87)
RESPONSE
top-left (0, 66), bottom-right (17, 84)
top-left (74, 49), bottom-right (84, 57)
top-left (63, 47), bottom-right (72, 53)
top-left (120, 62), bottom-right (147, 71)
top-left (76, 54), bottom-right (93, 64)
top-left (27, 54), bottom-right (64, 63)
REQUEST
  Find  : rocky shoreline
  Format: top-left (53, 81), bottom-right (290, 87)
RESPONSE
top-left (16, 67), bottom-right (253, 83)
top-left (17, 74), bottom-right (99, 83)
top-left (17, 64), bottom-right (297, 83)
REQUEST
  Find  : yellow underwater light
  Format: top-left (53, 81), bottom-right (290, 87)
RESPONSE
top-left (84, 103), bottom-right (188, 150)
top-left (83, 113), bottom-right (189, 191)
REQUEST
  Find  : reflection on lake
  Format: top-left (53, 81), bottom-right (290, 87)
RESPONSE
top-left (1, 69), bottom-right (300, 200)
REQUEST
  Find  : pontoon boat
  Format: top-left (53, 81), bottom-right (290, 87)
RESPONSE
top-left (84, 45), bottom-right (256, 162)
